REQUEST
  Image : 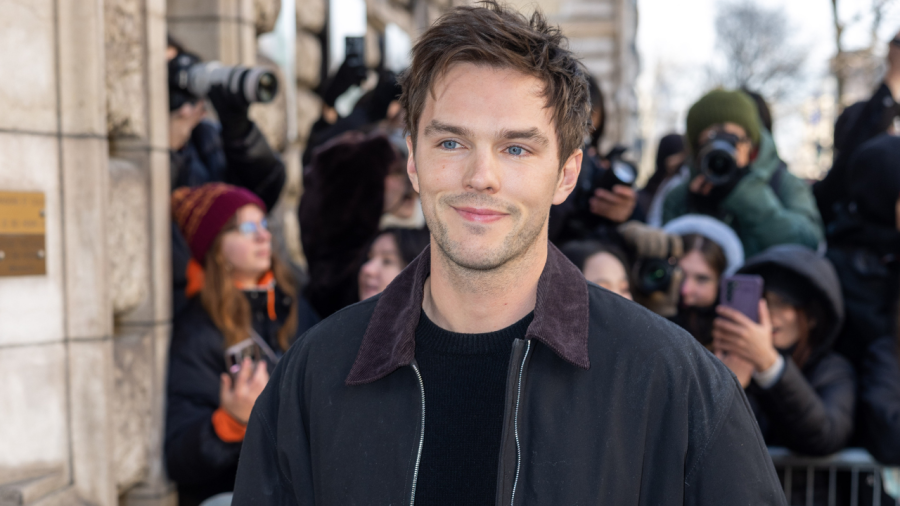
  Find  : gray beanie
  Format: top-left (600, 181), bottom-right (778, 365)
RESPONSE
top-left (664, 215), bottom-right (744, 275)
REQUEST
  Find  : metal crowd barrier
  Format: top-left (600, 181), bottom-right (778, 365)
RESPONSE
top-left (768, 447), bottom-right (896, 506)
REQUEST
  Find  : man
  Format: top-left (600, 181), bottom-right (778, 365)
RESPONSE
top-left (662, 89), bottom-right (823, 258)
top-left (232, 4), bottom-right (785, 504)
top-left (814, 29), bottom-right (900, 226)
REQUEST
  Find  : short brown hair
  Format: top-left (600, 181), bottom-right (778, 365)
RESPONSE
top-left (399, 1), bottom-right (591, 166)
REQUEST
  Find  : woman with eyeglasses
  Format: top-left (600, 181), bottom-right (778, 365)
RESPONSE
top-left (165, 183), bottom-right (318, 506)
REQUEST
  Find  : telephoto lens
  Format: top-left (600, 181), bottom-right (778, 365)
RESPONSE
top-left (186, 61), bottom-right (279, 104)
top-left (698, 136), bottom-right (739, 186)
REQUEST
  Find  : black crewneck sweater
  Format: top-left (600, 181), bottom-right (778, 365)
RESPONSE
top-left (413, 310), bottom-right (534, 506)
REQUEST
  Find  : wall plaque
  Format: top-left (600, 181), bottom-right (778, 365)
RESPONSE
top-left (0, 191), bottom-right (46, 276)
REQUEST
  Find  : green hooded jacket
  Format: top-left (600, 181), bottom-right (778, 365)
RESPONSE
top-left (662, 128), bottom-right (823, 257)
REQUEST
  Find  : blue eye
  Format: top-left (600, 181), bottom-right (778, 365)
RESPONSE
top-left (508, 146), bottom-right (525, 156)
top-left (441, 140), bottom-right (459, 149)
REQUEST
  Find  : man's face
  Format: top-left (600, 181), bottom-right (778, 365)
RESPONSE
top-left (406, 64), bottom-right (581, 271)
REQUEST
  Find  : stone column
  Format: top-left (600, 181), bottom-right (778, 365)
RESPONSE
top-left (0, 0), bottom-right (115, 504)
top-left (104, 0), bottom-right (175, 504)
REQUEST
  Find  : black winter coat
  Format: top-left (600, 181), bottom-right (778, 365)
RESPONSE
top-left (165, 285), bottom-right (318, 506)
top-left (171, 120), bottom-right (287, 319)
top-left (858, 336), bottom-right (900, 465)
top-left (827, 213), bottom-right (900, 366)
top-left (814, 83), bottom-right (899, 225)
top-left (298, 132), bottom-right (396, 318)
top-left (232, 245), bottom-right (785, 505)
top-left (739, 246), bottom-right (856, 456)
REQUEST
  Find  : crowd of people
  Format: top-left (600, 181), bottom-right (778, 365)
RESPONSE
top-left (161, 13), bottom-right (900, 506)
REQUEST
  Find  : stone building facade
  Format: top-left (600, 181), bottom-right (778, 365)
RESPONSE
top-left (0, 0), bottom-right (636, 504)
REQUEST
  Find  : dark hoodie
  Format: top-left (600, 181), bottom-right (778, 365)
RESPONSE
top-left (737, 245), bottom-right (856, 456)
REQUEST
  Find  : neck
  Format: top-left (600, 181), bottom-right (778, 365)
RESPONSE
top-left (422, 236), bottom-right (547, 334)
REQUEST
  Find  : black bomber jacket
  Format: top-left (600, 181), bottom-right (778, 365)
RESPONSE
top-left (232, 244), bottom-right (786, 505)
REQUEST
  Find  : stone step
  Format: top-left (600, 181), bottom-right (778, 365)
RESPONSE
top-left (0, 466), bottom-right (67, 506)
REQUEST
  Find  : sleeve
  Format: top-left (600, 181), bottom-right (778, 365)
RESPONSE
top-left (164, 323), bottom-right (243, 485)
top-left (232, 341), bottom-right (314, 505)
top-left (720, 173), bottom-right (823, 253)
top-left (223, 124), bottom-right (287, 211)
top-left (683, 376), bottom-right (787, 506)
top-left (754, 356), bottom-right (856, 456)
top-left (859, 337), bottom-right (900, 465)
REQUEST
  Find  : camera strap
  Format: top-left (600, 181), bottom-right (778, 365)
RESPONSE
top-left (250, 330), bottom-right (280, 365)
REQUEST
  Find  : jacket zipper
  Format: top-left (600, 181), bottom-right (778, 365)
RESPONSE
top-left (509, 340), bottom-right (531, 506)
top-left (410, 362), bottom-right (426, 506)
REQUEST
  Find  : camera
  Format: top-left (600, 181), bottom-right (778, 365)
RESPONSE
top-left (697, 131), bottom-right (741, 186)
top-left (633, 256), bottom-right (677, 295)
top-left (169, 53), bottom-right (279, 107)
top-left (575, 145), bottom-right (638, 217)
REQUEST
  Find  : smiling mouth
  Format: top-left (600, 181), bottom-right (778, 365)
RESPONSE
top-left (452, 206), bottom-right (509, 223)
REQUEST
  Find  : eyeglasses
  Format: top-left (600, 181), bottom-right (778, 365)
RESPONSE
top-left (234, 218), bottom-right (268, 236)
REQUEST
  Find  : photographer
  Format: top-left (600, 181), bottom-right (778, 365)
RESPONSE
top-left (814, 29), bottom-right (900, 226)
top-left (167, 38), bottom-right (287, 318)
top-left (826, 134), bottom-right (900, 366)
top-left (662, 89), bottom-right (823, 258)
top-left (549, 75), bottom-right (639, 245)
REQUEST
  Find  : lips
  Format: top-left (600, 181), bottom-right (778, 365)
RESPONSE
top-left (452, 206), bottom-right (508, 223)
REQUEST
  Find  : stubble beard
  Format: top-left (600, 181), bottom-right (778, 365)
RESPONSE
top-left (423, 192), bottom-right (548, 274)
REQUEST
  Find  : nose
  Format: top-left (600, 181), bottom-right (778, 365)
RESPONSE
top-left (360, 258), bottom-right (378, 277)
top-left (680, 279), bottom-right (693, 300)
top-left (257, 224), bottom-right (272, 243)
top-left (463, 146), bottom-right (501, 193)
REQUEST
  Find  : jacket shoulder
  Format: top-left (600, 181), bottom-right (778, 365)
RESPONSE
top-left (279, 296), bottom-right (380, 378)
top-left (586, 283), bottom-right (715, 364)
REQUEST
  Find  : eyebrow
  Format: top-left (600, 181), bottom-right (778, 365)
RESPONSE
top-left (499, 127), bottom-right (550, 147)
top-left (423, 120), bottom-right (550, 147)
top-left (423, 120), bottom-right (473, 138)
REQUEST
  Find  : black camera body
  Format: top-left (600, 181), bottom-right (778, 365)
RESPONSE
top-left (633, 256), bottom-right (677, 295)
top-left (697, 131), bottom-right (742, 186)
top-left (168, 53), bottom-right (279, 110)
top-left (575, 145), bottom-right (638, 217)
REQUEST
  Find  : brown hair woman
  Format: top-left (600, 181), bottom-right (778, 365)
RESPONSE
top-left (165, 183), bottom-right (318, 506)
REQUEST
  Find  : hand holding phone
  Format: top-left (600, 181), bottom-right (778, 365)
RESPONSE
top-left (220, 356), bottom-right (269, 424)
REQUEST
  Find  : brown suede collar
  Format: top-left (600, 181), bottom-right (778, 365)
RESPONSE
top-left (345, 242), bottom-right (590, 385)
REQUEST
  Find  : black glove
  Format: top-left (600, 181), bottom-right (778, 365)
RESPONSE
top-left (689, 167), bottom-right (749, 215)
top-left (208, 83), bottom-right (252, 142)
top-left (322, 59), bottom-right (368, 108)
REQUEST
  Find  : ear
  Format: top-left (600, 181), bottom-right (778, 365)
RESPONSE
top-left (552, 148), bottom-right (582, 205)
top-left (406, 135), bottom-right (420, 194)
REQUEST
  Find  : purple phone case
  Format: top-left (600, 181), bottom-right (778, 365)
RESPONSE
top-left (719, 274), bottom-right (764, 322)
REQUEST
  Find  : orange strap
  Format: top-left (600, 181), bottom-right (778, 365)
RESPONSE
top-left (212, 407), bottom-right (247, 442)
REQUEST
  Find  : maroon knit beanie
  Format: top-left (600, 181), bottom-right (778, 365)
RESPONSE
top-left (171, 183), bottom-right (267, 264)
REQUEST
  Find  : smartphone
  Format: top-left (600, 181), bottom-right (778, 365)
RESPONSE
top-left (225, 339), bottom-right (262, 379)
top-left (719, 274), bottom-right (764, 323)
top-left (345, 36), bottom-right (366, 70)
